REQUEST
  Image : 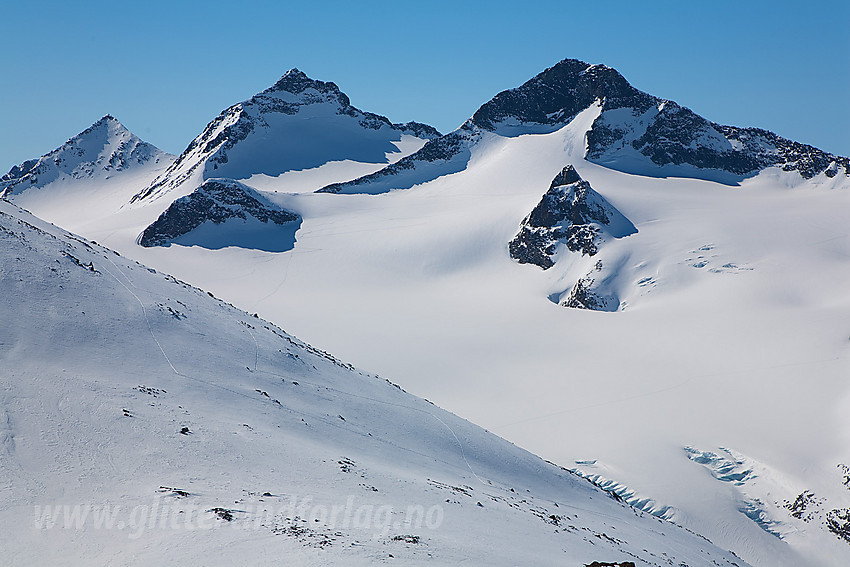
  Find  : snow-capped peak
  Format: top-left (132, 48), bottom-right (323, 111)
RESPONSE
top-left (0, 115), bottom-right (170, 198)
top-left (130, 70), bottom-right (440, 204)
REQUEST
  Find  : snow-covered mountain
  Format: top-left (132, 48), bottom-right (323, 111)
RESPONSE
top-left (131, 69), bottom-right (440, 204)
top-left (0, 199), bottom-right (749, 566)
top-left (319, 58), bottom-right (848, 193)
top-left (3, 57), bottom-right (850, 566)
top-left (0, 115), bottom-right (171, 198)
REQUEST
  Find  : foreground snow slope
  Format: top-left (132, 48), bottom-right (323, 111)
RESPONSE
top-left (0, 199), bottom-right (748, 565)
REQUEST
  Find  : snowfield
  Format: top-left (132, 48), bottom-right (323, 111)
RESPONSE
top-left (0, 200), bottom-right (751, 566)
top-left (3, 59), bottom-right (850, 566)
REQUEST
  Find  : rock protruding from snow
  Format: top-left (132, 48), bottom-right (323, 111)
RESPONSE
top-left (318, 58), bottom-right (849, 194)
top-left (138, 178), bottom-right (300, 251)
top-left (0, 115), bottom-right (170, 197)
top-left (510, 166), bottom-right (637, 269)
top-left (561, 260), bottom-right (622, 312)
top-left (131, 69), bottom-right (440, 203)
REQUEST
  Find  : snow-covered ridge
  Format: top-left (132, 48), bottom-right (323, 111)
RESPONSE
top-left (0, 115), bottom-right (171, 197)
top-left (131, 69), bottom-right (440, 204)
top-left (319, 58), bottom-right (849, 194)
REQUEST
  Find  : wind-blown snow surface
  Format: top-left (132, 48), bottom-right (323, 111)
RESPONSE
top-left (0, 200), bottom-right (747, 566)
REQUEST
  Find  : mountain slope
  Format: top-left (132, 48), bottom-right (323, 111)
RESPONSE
top-left (0, 199), bottom-right (748, 566)
top-left (131, 69), bottom-right (440, 204)
top-left (319, 58), bottom-right (848, 194)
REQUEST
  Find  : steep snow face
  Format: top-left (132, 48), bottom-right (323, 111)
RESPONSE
top-left (321, 58), bottom-right (849, 194)
top-left (0, 200), bottom-right (748, 566)
top-left (0, 115), bottom-right (172, 198)
top-left (138, 178), bottom-right (301, 251)
top-left (131, 69), bottom-right (440, 204)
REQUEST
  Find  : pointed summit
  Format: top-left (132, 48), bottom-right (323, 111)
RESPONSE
top-left (509, 165), bottom-right (636, 269)
top-left (262, 68), bottom-right (346, 101)
top-left (471, 58), bottom-right (650, 134)
top-left (1, 116), bottom-right (170, 198)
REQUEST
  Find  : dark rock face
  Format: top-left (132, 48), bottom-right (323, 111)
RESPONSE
top-left (262, 68), bottom-right (346, 100)
top-left (472, 60), bottom-right (654, 132)
top-left (392, 121), bottom-right (442, 140)
top-left (509, 166), bottom-right (636, 269)
top-left (561, 260), bottom-right (620, 312)
top-left (563, 264), bottom-right (605, 310)
top-left (139, 179), bottom-right (299, 248)
top-left (714, 124), bottom-right (849, 179)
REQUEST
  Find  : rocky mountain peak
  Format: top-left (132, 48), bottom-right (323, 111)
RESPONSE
top-left (138, 178), bottom-right (300, 251)
top-left (470, 58), bottom-right (652, 133)
top-left (549, 164), bottom-right (582, 187)
top-left (510, 165), bottom-right (637, 269)
top-left (262, 68), bottom-right (346, 101)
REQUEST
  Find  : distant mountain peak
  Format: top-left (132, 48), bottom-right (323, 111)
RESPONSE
top-left (131, 70), bottom-right (440, 204)
top-left (470, 57), bottom-right (651, 134)
top-left (262, 68), bottom-right (345, 100)
top-left (1, 115), bottom-right (170, 198)
top-left (320, 57), bottom-right (848, 195)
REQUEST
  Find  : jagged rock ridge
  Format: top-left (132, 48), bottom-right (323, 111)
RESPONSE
top-left (319, 58), bottom-right (849, 194)
top-left (510, 165), bottom-right (637, 269)
top-left (131, 69), bottom-right (440, 203)
top-left (0, 115), bottom-right (170, 197)
top-left (138, 178), bottom-right (300, 250)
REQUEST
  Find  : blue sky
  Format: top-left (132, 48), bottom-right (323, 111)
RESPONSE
top-left (2, 0), bottom-right (848, 171)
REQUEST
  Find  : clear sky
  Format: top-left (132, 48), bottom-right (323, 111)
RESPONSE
top-left (2, 0), bottom-right (848, 172)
